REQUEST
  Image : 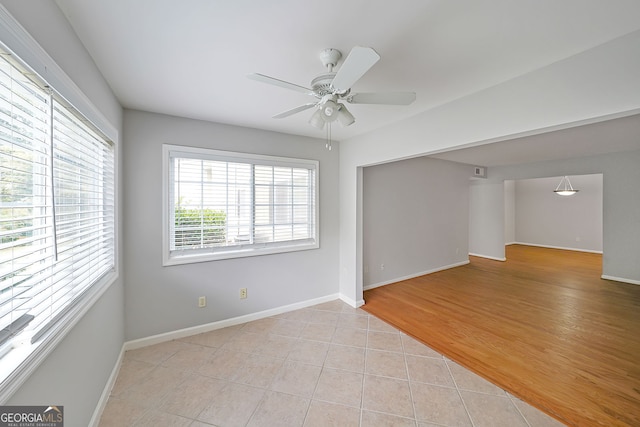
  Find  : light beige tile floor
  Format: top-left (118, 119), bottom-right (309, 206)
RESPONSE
top-left (98, 300), bottom-right (566, 426)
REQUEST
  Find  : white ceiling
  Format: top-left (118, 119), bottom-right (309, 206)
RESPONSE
top-left (54, 0), bottom-right (640, 161)
top-left (430, 113), bottom-right (640, 166)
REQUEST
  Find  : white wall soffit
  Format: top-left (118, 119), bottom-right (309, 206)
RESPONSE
top-left (343, 29), bottom-right (640, 167)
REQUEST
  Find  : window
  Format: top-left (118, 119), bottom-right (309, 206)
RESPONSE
top-left (163, 145), bottom-right (318, 265)
top-left (0, 46), bottom-right (115, 374)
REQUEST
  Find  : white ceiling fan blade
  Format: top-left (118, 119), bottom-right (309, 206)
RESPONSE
top-left (247, 73), bottom-right (313, 95)
top-left (347, 92), bottom-right (416, 105)
top-left (272, 103), bottom-right (317, 119)
top-left (330, 47), bottom-right (380, 93)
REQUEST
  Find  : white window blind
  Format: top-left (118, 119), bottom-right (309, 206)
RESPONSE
top-left (163, 145), bottom-right (318, 265)
top-left (0, 47), bottom-right (115, 354)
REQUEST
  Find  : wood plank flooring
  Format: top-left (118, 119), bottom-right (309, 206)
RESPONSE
top-left (362, 245), bottom-right (640, 427)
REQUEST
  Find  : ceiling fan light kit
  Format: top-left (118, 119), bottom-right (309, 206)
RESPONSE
top-left (320, 95), bottom-right (339, 122)
top-left (308, 98), bottom-right (355, 130)
top-left (338, 104), bottom-right (355, 126)
top-left (309, 109), bottom-right (325, 129)
top-left (248, 46), bottom-right (416, 133)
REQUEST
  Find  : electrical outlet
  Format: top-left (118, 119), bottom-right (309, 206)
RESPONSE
top-left (198, 296), bottom-right (206, 308)
top-left (380, 263), bottom-right (385, 271)
top-left (240, 288), bottom-right (247, 299)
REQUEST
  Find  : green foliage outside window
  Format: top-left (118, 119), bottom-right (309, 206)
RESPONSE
top-left (0, 145), bottom-right (34, 244)
top-left (174, 205), bottom-right (227, 248)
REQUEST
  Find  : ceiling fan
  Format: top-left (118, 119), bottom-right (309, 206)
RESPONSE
top-left (247, 47), bottom-right (416, 130)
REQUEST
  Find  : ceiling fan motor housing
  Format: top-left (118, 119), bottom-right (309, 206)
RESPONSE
top-left (310, 73), bottom-right (337, 97)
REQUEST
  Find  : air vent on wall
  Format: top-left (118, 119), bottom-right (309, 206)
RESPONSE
top-left (473, 166), bottom-right (487, 178)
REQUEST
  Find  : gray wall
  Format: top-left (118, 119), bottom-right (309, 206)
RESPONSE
top-left (340, 30), bottom-right (640, 305)
top-left (0, 2), bottom-right (124, 426)
top-left (489, 149), bottom-right (640, 282)
top-left (515, 174), bottom-right (603, 252)
top-left (504, 180), bottom-right (516, 244)
top-left (469, 180), bottom-right (506, 260)
top-left (362, 157), bottom-right (470, 287)
top-left (123, 110), bottom-right (340, 340)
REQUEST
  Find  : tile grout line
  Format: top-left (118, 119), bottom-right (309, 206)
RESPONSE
top-left (402, 333), bottom-right (420, 426)
top-left (237, 323), bottom-right (283, 427)
top-left (359, 313), bottom-right (371, 427)
top-left (190, 353), bottom-right (223, 426)
top-left (102, 302), bottom-right (563, 426)
top-left (508, 393), bottom-right (534, 427)
top-left (135, 346), bottom-right (191, 426)
top-left (305, 310), bottom-right (336, 426)
top-left (299, 314), bottom-right (320, 427)
top-left (444, 357), bottom-right (477, 427)
top-left (178, 339), bottom-right (212, 425)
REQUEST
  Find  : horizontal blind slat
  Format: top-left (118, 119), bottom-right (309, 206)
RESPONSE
top-left (0, 47), bottom-right (115, 351)
top-left (168, 147), bottom-right (316, 258)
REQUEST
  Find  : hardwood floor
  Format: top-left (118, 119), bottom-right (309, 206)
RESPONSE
top-left (362, 245), bottom-right (640, 427)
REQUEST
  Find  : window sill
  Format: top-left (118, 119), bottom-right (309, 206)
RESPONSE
top-left (163, 241), bottom-right (319, 266)
top-left (0, 271), bottom-right (118, 403)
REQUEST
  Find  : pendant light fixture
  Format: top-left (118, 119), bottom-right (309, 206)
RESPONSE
top-left (554, 176), bottom-right (579, 196)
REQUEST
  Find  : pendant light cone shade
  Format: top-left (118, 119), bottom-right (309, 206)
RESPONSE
top-left (337, 103), bottom-right (355, 126)
top-left (309, 109), bottom-right (325, 129)
top-left (554, 176), bottom-right (579, 196)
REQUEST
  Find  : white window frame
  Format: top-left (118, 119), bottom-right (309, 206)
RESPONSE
top-left (162, 144), bottom-right (319, 265)
top-left (0, 6), bottom-right (119, 402)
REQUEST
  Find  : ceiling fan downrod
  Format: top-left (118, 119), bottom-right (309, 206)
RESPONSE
top-left (318, 48), bottom-right (342, 72)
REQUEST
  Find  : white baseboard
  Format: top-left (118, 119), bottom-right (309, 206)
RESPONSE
top-left (363, 260), bottom-right (470, 291)
top-left (91, 293), bottom-right (343, 424)
top-left (123, 293), bottom-right (340, 352)
top-left (339, 294), bottom-right (365, 308)
top-left (468, 253), bottom-right (507, 261)
top-left (512, 242), bottom-right (602, 254)
top-left (601, 275), bottom-right (640, 286)
top-left (88, 347), bottom-right (125, 427)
